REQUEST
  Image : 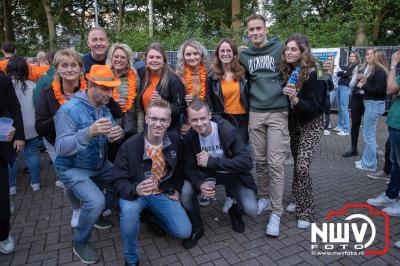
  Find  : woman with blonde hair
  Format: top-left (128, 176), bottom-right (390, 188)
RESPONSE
top-left (355, 49), bottom-right (388, 171)
top-left (35, 49), bottom-right (88, 227)
top-left (106, 43), bottom-right (141, 140)
top-left (176, 39), bottom-right (210, 105)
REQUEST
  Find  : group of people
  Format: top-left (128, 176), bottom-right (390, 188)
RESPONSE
top-left (0, 13), bottom-right (398, 265)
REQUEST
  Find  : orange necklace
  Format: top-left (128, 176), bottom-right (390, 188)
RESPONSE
top-left (52, 77), bottom-right (87, 105)
top-left (113, 69), bottom-right (137, 112)
top-left (184, 64), bottom-right (207, 100)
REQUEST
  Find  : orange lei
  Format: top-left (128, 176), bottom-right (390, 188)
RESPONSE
top-left (184, 64), bottom-right (207, 100)
top-left (52, 77), bottom-right (87, 105)
top-left (113, 69), bottom-right (137, 112)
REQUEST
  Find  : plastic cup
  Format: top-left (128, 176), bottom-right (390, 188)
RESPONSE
top-left (0, 117), bottom-right (14, 141)
top-left (202, 178), bottom-right (217, 200)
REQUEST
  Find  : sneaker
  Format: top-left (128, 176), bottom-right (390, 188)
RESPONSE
top-left (356, 163), bottom-right (376, 171)
top-left (266, 213), bottom-right (280, 237)
top-left (222, 197), bottom-right (234, 214)
top-left (367, 170), bottom-right (390, 181)
top-left (323, 130), bottom-right (331, 136)
top-left (71, 209), bottom-right (81, 228)
top-left (73, 243), bottom-right (98, 264)
top-left (0, 235), bottom-right (14, 254)
top-left (30, 183), bottom-right (40, 192)
top-left (55, 180), bottom-right (64, 188)
top-left (182, 226), bottom-right (204, 249)
top-left (198, 196), bottom-right (210, 207)
top-left (333, 127), bottom-right (341, 132)
top-left (102, 209), bottom-right (112, 217)
top-left (355, 160), bottom-right (362, 165)
top-left (367, 192), bottom-right (396, 207)
top-left (286, 203), bottom-right (296, 213)
top-left (336, 131), bottom-right (349, 136)
top-left (228, 204), bottom-right (245, 233)
top-left (94, 216), bottom-right (112, 230)
top-left (297, 220), bottom-right (311, 229)
top-left (383, 202), bottom-right (400, 217)
top-left (257, 198), bottom-right (271, 215)
top-left (394, 241), bottom-right (400, 249)
top-left (9, 186), bottom-right (16, 196)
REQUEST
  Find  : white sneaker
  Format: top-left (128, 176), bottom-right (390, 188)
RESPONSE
top-left (383, 202), bottom-right (400, 217)
top-left (367, 192), bottom-right (396, 207)
top-left (356, 163), bottom-right (376, 171)
top-left (394, 241), bottom-right (400, 248)
top-left (102, 209), bottom-right (112, 217)
top-left (266, 213), bottom-right (280, 237)
top-left (286, 203), bottom-right (296, 213)
top-left (55, 180), bottom-right (64, 188)
top-left (222, 197), bottom-right (234, 214)
top-left (367, 170), bottom-right (390, 181)
top-left (0, 235), bottom-right (14, 254)
top-left (333, 127), bottom-right (341, 132)
top-left (323, 130), bottom-right (331, 136)
top-left (9, 186), bottom-right (16, 196)
top-left (71, 209), bottom-right (81, 228)
top-left (297, 220), bottom-right (311, 229)
top-left (257, 198), bottom-right (271, 215)
top-left (336, 131), bottom-right (349, 136)
top-left (355, 160), bottom-right (362, 165)
top-left (30, 183), bottom-right (40, 192)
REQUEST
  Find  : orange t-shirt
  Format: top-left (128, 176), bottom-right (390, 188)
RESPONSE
top-left (142, 75), bottom-right (160, 112)
top-left (221, 79), bottom-right (246, 114)
top-left (0, 59), bottom-right (49, 81)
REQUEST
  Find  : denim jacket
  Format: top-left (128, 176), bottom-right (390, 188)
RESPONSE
top-left (54, 91), bottom-right (115, 172)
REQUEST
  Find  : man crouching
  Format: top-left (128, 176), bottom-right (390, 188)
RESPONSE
top-left (111, 98), bottom-right (191, 266)
top-left (181, 99), bottom-right (258, 249)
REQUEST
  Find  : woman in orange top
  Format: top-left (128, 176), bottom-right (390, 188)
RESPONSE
top-left (176, 40), bottom-right (210, 105)
top-left (137, 43), bottom-right (186, 133)
top-left (207, 38), bottom-right (249, 144)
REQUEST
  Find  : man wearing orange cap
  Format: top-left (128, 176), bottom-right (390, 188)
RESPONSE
top-left (54, 65), bottom-right (124, 264)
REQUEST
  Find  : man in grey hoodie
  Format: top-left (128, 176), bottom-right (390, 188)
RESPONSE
top-left (239, 14), bottom-right (290, 237)
top-left (54, 65), bottom-right (124, 264)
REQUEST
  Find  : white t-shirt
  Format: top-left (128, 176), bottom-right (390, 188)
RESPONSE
top-left (199, 121), bottom-right (225, 159)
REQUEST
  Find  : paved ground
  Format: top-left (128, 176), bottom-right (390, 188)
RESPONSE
top-left (1, 115), bottom-right (400, 266)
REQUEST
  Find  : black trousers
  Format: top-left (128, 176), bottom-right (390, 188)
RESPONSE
top-left (0, 157), bottom-right (10, 241)
top-left (384, 137), bottom-right (392, 175)
top-left (324, 94), bottom-right (331, 130)
top-left (350, 93), bottom-right (365, 150)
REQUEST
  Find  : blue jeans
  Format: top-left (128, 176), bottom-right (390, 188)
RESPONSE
top-left (8, 136), bottom-right (41, 187)
top-left (119, 195), bottom-right (191, 264)
top-left (361, 100), bottom-right (385, 168)
top-left (57, 161), bottom-right (113, 246)
top-left (337, 85), bottom-right (351, 133)
top-left (329, 89), bottom-right (337, 107)
top-left (386, 127), bottom-right (400, 199)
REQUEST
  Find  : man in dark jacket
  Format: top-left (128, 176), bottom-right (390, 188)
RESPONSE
top-left (181, 99), bottom-right (257, 249)
top-left (111, 98), bottom-right (191, 266)
top-left (0, 73), bottom-right (24, 254)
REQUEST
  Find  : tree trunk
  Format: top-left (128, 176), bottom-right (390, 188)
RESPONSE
top-left (42, 0), bottom-right (56, 49)
top-left (148, 0), bottom-right (153, 37)
top-left (3, 0), bottom-right (13, 41)
top-left (355, 19), bottom-right (366, 46)
top-left (117, 0), bottom-right (125, 32)
top-left (232, 0), bottom-right (240, 43)
top-left (372, 9), bottom-right (388, 42)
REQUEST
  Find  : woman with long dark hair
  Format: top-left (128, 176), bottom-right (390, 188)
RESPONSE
top-left (137, 42), bottom-right (186, 133)
top-left (281, 34), bottom-right (327, 229)
top-left (355, 49), bottom-right (388, 171)
top-left (206, 38), bottom-right (249, 213)
top-left (6, 56), bottom-right (41, 194)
